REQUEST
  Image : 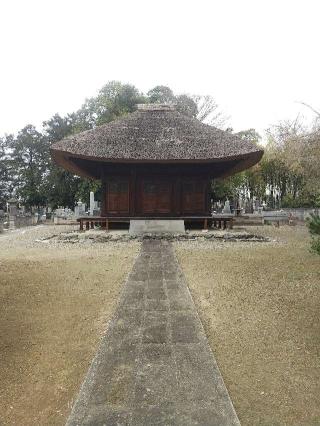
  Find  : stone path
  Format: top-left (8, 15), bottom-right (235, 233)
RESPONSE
top-left (66, 240), bottom-right (240, 426)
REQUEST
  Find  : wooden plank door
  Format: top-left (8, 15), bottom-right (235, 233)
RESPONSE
top-left (106, 179), bottom-right (129, 215)
top-left (140, 179), bottom-right (173, 215)
top-left (157, 181), bottom-right (172, 214)
top-left (141, 181), bottom-right (157, 214)
top-left (181, 180), bottom-right (206, 214)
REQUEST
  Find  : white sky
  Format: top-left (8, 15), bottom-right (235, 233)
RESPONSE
top-left (0, 0), bottom-right (319, 139)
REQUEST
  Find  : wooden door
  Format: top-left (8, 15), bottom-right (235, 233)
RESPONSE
top-left (181, 180), bottom-right (206, 214)
top-left (157, 181), bottom-right (172, 213)
top-left (141, 181), bottom-right (157, 214)
top-left (107, 179), bottom-right (129, 215)
top-left (140, 179), bottom-right (173, 215)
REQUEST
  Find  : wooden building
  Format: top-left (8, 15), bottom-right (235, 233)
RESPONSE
top-left (51, 104), bottom-right (263, 219)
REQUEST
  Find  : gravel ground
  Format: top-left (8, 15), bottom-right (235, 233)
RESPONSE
top-left (0, 225), bottom-right (140, 426)
top-left (175, 225), bottom-right (320, 426)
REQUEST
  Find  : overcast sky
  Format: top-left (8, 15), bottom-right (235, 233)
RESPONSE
top-left (0, 0), bottom-right (319, 139)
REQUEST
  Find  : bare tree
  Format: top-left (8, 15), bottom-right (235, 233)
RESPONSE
top-left (192, 95), bottom-right (230, 128)
top-left (299, 102), bottom-right (320, 131)
top-left (299, 102), bottom-right (320, 117)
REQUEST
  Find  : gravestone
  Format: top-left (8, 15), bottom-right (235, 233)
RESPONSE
top-left (74, 201), bottom-right (86, 218)
top-left (222, 200), bottom-right (231, 214)
top-left (54, 206), bottom-right (77, 224)
top-left (89, 192), bottom-right (95, 216)
top-left (253, 199), bottom-right (262, 215)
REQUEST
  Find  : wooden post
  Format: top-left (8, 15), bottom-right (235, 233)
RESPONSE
top-left (106, 219), bottom-right (109, 232)
top-left (90, 221), bottom-right (94, 229)
top-left (204, 218), bottom-right (208, 230)
top-left (86, 220), bottom-right (89, 230)
top-left (80, 219), bottom-right (83, 231)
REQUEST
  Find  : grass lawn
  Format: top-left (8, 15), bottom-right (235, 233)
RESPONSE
top-left (175, 225), bottom-right (320, 426)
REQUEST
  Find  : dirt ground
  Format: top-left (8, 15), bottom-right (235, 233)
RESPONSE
top-left (175, 225), bottom-right (320, 426)
top-left (0, 225), bottom-right (139, 426)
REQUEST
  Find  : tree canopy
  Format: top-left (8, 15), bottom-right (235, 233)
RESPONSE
top-left (212, 119), bottom-right (320, 210)
top-left (0, 81), bottom-right (319, 211)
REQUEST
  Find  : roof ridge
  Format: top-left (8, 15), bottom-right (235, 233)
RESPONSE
top-left (136, 103), bottom-right (176, 111)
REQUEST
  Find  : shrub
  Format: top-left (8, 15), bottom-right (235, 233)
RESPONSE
top-left (306, 213), bottom-right (320, 255)
top-left (310, 237), bottom-right (320, 254)
top-left (306, 213), bottom-right (320, 235)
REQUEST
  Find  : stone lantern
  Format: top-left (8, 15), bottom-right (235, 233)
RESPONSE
top-left (8, 198), bottom-right (18, 230)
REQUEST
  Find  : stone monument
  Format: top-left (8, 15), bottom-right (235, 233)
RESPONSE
top-left (74, 201), bottom-right (86, 218)
top-left (222, 199), bottom-right (231, 214)
top-left (89, 192), bottom-right (95, 216)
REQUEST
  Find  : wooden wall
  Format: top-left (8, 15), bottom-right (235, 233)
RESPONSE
top-left (101, 164), bottom-right (211, 217)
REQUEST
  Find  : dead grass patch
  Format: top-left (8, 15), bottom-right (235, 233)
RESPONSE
top-left (0, 227), bottom-right (139, 425)
top-left (175, 225), bottom-right (320, 426)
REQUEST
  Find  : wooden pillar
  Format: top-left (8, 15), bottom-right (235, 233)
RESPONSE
top-left (130, 166), bottom-right (136, 216)
top-left (101, 180), bottom-right (107, 216)
top-left (205, 177), bottom-right (211, 215)
top-left (101, 166), bottom-right (107, 216)
top-left (175, 175), bottom-right (181, 216)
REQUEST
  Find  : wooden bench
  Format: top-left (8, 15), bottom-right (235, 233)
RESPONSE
top-left (77, 216), bottom-right (233, 232)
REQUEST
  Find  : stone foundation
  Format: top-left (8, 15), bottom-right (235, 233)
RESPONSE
top-left (129, 220), bottom-right (185, 235)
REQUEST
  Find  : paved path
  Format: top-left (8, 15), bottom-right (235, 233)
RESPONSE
top-left (67, 240), bottom-right (240, 426)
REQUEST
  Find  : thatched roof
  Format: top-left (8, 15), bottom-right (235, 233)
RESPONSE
top-left (51, 104), bottom-right (263, 177)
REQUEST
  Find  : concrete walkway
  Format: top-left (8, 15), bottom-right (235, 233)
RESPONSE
top-left (66, 240), bottom-right (240, 426)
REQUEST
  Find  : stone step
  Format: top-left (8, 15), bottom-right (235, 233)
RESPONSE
top-left (129, 219), bottom-right (185, 235)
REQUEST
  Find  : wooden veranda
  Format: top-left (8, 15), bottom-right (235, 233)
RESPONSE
top-left (77, 215), bottom-right (234, 232)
